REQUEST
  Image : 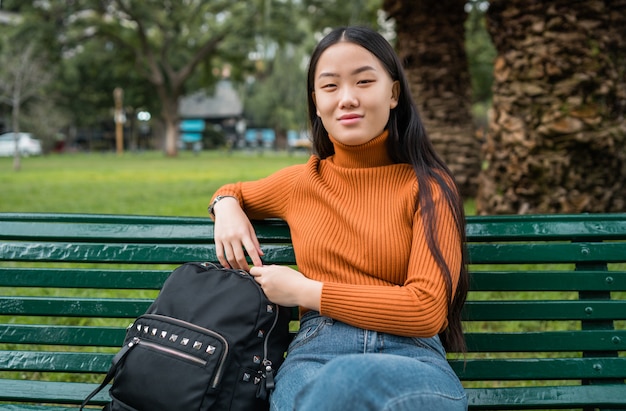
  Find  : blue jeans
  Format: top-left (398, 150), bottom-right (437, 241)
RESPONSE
top-left (270, 311), bottom-right (467, 411)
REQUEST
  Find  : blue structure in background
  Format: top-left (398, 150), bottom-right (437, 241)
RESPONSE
top-left (244, 128), bottom-right (275, 148)
top-left (180, 119), bottom-right (205, 143)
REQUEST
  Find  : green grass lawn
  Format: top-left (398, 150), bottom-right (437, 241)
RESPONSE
top-left (0, 150), bottom-right (310, 216)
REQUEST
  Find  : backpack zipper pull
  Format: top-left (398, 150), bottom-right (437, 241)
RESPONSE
top-left (264, 361), bottom-right (275, 391)
top-left (256, 360), bottom-right (275, 400)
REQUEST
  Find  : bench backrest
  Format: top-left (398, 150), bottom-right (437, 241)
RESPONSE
top-left (1, 212), bottom-right (625, 409)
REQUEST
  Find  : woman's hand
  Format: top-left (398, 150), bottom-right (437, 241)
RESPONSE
top-left (250, 265), bottom-right (322, 310)
top-left (213, 197), bottom-right (263, 270)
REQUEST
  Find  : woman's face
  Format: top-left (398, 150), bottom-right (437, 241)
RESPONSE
top-left (312, 41), bottom-right (399, 146)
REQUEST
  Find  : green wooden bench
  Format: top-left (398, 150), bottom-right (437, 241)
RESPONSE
top-left (1, 212), bottom-right (625, 410)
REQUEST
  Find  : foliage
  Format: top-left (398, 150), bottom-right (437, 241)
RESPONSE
top-left (243, 45), bottom-right (308, 132)
top-left (0, 1), bottom-right (152, 138)
top-left (0, 22), bottom-right (56, 169)
top-left (304, 0), bottom-right (381, 30)
top-left (58, 37), bottom-right (158, 128)
top-left (0, 39), bottom-right (52, 122)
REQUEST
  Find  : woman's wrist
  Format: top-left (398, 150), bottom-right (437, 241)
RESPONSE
top-left (208, 195), bottom-right (236, 217)
top-left (300, 278), bottom-right (323, 311)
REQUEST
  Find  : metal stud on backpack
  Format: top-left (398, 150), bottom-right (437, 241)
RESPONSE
top-left (81, 262), bottom-right (292, 411)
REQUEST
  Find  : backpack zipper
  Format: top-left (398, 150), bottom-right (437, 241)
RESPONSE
top-left (260, 300), bottom-right (282, 392)
top-left (134, 338), bottom-right (207, 366)
top-left (141, 313), bottom-right (229, 388)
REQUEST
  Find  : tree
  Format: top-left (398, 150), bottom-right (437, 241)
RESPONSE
top-left (0, 1), bottom-right (158, 152)
top-left (0, 39), bottom-right (52, 170)
top-left (61, 0), bottom-right (302, 156)
top-left (56, 35), bottom-right (159, 151)
top-left (382, 0), bottom-right (481, 198)
top-left (476, 0), bottom-right (626, 214)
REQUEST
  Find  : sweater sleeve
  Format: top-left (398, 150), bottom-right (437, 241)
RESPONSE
top-left (210, 161), bottom-right (309, 220)
top-left (319, 187), bottom-right (462, 337)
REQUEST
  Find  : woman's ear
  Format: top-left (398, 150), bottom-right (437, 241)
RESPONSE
top-left (390, 81), bottom-right (400, 109)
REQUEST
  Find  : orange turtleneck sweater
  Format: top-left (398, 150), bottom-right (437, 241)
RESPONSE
top-left (211, 131), bottom-right (462, 337)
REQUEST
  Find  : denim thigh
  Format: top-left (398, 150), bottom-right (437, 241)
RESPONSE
top-left (270, 311), bottom-right (466, 411)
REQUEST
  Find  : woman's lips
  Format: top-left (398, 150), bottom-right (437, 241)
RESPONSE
top-left (338, 114), bottom-right (362, 125)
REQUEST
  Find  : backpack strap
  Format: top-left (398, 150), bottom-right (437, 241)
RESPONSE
top-left (79, 337), bottom-right (139, 410)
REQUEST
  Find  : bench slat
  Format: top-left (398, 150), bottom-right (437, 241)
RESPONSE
top-left (0, 380), bottom-right (109, 405)
top-left (0, 214), bottom-right (292, 242)
top-left (0, 213), bottom-right (209, 225)
top-left (0, 242), bottom-right (296, 264)
top-left (3, 240), bottom-right (624, 265)
top-left (463, 300), bottom-right (626, 321)
top-left (3, 212), bottom-right (624, 242)
top-left (0, 406), bottom-right (79, 411)
top-left (468, 242), bottom-right (626, 264)
top-left (3, 268), bottom-right (625, 292)
top-left (4, 297), bottom-right (625, 322)
top-left (0, 221), bottom-right (215, 243)
top-left (465, 330), bottom-right (626, 352)
top-left (2, 268), bottom-right (625, 292)
top-left (451, 357), bottom-right (626, 380)
top-left (0, 297), bottom-right (152, 318)
top-left (466, 384), bottom-right (626, 409)
top-left (0, 268), bottom-right (169, 289)
top-left (3, 325), bottom-right (624, 353)
top-left (470, 270), bottom-right (626, 291)
top-left (4, 350), bottom-right (625, 382)
top-left (0, 325), bottom-right (125, 347)
top-left (465, 213), bottom-right (626, 241)
top-left (0, 351), bottom-right (112, 373)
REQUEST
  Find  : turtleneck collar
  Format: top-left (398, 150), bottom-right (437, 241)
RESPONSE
top-left (327, 130), bottom-right (394, 169)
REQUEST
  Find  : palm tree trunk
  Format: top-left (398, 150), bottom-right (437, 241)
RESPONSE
top-left (477, 0), bottom-right (626, 214)
top-left (383, 0), bottom-right (481, 198)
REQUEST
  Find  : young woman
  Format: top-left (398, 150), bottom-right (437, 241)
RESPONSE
top-left (210, 26), bottom-right (469, 410)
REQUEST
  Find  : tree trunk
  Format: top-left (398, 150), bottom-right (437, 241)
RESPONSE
top-left (161, 97), bottom-right (180, 157)
top-left (11, 94), bottom-right (21, 172)
top-left (154, 78), bottom-right (182, 157)
top-left (383, 0), bottom-right (481, 198)
top-left (477, 0), bottom-right (626, 214)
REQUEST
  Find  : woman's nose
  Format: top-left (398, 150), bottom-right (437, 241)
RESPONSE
top-left (339, 87), bottom-right (359, 108)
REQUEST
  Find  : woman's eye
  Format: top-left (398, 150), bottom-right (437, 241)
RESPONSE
top-left (321, 83), bottom-right (337, 90)
top-left (358, 79), bottom-right (374, 85)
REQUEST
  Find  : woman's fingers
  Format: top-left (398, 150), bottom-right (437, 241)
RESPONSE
top-left (215, 242), bottom-right (230, 269)
top-left (212, 197), bottom-right (263, 270)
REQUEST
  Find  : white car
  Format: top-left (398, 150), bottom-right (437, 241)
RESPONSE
top-left (0, 132), bottom-right (43, 157)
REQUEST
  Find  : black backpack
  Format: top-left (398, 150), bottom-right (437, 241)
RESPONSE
top-left (81, 262), bottom-right (292, 411)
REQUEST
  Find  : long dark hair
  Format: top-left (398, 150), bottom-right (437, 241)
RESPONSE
top-left (306, 26), bottom-right (469, 353)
